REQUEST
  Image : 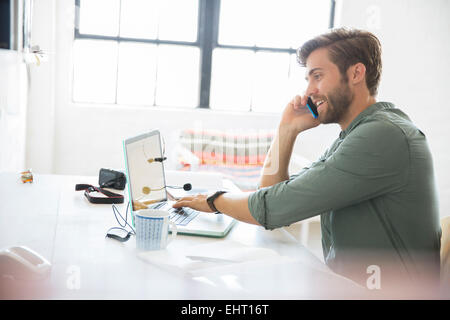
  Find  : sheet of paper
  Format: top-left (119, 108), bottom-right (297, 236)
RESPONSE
top-left (137, 240), bottom-right (283, 276)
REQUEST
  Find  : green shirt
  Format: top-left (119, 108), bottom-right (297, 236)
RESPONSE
top-left (248, 102), bottom-right (441, 287)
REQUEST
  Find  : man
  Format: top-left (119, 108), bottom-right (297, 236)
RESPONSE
top-left (173, 28), bottom-right (441, 290)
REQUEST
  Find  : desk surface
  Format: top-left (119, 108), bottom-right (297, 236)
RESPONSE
top-left (0, 172), bottom-right (368, 299)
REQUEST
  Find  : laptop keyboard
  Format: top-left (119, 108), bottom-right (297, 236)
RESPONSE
top-left (151, 202), bottom-right (200, 226)
top-left (169, 207), bottom-right (200, 226)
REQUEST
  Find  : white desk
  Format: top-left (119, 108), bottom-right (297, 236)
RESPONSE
top-left (0, 171), bottom-right (368, 299)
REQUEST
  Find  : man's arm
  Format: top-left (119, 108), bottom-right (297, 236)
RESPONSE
top-left (172, 192), bottom-right (260, 225)
top-left (258, 126), bottom-right (298, 188)
top-left (259, 95), bottom-right (320, 188)
top-left (214, 192), bottom-right (260, 225)
top-left (173, 94), bottom-right (319, 225)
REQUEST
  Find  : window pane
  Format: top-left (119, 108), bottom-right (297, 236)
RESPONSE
top-left (158, 0), bottom-right (198, 42)
top-left (117, 42), bottom-right (157, 106)
top-left (251, 51), bottom-right (290, 113)
top-left (120, 0), bottom-right (159, 39)
top-left (218, 0), bottom-right (256, 46)
top-left (210, 48), bottom-right (254, 111)
top-left (79, 0), bottom-right (120, 36)
top-left (287, 53), bottom-right (307, 99)
top-left (73, 40), bottom-right (118, 103)
top-left (155, 45), bottom-right (200, 107)
top-left (218, 0), bottom-right (330, 48)
top-left (119, 0), bottom-right (198, 41)
top-left (253, 0), bottom-right (294, 48)
top-left (285, 0), bottom-right (330, 48)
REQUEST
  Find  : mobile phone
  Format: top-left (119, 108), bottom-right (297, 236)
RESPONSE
top-left (306, 97), bottom-right (319, 119)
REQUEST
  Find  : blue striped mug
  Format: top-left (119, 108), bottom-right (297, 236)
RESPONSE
top-left (135, 209), bottom-right (177, 251)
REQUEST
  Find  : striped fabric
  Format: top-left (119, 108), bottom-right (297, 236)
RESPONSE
top-left (178, 129), bottom-right (275, 191)
top-left (179, 129), bottom-right (274, 166)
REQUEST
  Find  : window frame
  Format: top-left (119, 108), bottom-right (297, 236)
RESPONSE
top-left (73, 0), bottom-right (336, 110)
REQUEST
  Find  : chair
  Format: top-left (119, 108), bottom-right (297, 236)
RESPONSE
top-left (176, 128), bottom-right (313, 192)
top-left (176, 128), bottom-right (274, 191)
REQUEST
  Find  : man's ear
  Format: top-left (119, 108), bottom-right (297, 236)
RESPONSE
top-left (348, 62), bottom-right (366, 85)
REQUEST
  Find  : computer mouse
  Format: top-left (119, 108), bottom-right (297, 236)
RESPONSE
top-left (0, 246), bottom-right (51, 281)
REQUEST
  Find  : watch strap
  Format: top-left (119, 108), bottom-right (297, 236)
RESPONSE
top-left (206, 191), bottom-right (227, 213)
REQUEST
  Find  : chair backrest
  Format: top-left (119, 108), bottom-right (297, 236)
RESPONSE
top-left (441, 216), bottom-right (450, 285)
top-left (179, 129), bottom-right (274, 166)
top-left (178, 129), bottom-right (275, 191)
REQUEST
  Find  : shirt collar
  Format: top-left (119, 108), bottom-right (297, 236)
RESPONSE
top-left (339, 102), bottom-right (395, 139)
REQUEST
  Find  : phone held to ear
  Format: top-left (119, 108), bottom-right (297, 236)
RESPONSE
top-left (306, 97), bottom-right (319, 119)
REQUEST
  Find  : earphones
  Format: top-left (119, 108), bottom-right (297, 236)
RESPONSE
top-left (105, 201), bottom-right (135, 242)
top-left (141, 135), bottom-right (190, 192)
top-left (105, 183), bottom-right (193, 243)
top-left (142, 183), bottom-right (192, 195)
top-left (167, 183), bottom-right (192, 191)
top-left (146, 157), bottom-right (167, 163)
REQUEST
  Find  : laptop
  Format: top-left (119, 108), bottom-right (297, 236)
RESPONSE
top-left (123, 130), bottom-right (236, 237)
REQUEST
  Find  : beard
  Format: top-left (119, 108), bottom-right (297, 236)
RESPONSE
top-left (319, 79), bottom-right (354, 124)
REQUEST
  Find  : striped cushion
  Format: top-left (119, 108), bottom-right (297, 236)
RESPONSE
top-left (178, 129), bottom-right (275, 191)
top-left (179, 129), bottom-right (274, 166)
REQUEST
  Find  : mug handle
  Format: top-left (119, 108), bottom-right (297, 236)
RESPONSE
top-left (167, 221), bottom-right (177, 245)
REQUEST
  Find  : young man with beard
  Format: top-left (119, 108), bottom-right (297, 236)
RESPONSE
top-left (173, 28), bottom-right (441, 291)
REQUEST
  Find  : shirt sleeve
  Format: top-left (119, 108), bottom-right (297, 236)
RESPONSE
top-left (248, 120), bottom-right (410, 230)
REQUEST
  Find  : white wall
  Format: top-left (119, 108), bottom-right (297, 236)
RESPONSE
top-left (26, 0), bottom-right (450, 216)
top-left (26, 0), bottom-right (56, 173)
top-left (0, 49), bottom-right (27, 172)
top-left (336, 0), bottom-right (450, 216)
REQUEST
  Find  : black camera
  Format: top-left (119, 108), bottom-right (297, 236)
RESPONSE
top-left (99, 168), bottom-right (126, 190)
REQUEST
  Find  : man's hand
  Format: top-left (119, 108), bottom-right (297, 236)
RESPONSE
top-left (280, 95), bottom-right (320, 134)
top-left (173, 192), bottom-right (260, 226)
top-left (258, 94), bottom-right (320, 188)
top-left (172, 194), bottom-right (215, 213)
top-left (132, 200), bottom-right (148, 211)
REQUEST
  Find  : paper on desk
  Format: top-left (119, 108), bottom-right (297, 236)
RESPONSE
top-left (137, 240), bottom-right (283, 276)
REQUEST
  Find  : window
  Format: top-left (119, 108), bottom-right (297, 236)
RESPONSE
top-left (73, 0), bottom-right (334, 112)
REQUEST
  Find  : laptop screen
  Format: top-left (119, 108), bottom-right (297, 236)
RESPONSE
top-left (123, 130), bottom-right (168, 213)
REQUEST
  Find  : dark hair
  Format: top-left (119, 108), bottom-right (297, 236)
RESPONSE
top-left (297, 28), bottom-right (382, 96)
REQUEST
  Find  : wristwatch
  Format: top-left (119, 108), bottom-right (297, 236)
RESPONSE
top-left (206, 191), bottom-right (227, 213)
